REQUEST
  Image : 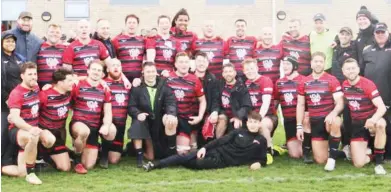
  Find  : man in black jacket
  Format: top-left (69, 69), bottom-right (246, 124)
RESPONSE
top-left (362, 23), bottom-right (391, 160)
top-left (355, 8), bottom-right (375, 74)
top-left (128, 62), bottom-right (178, 165)
top-left (92, 19), bottom-right (116, 58)
top-left (193, 51), bottom-right (220, 146)
top-left (143, 110), bottom-right (267, 171)
top-left (215, 63), bottom-right (252, 138)
top-left (331, 27), bottom-right (358, 150)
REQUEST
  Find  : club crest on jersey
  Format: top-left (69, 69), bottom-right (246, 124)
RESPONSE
top-left (31, 104), bottom-right (39, 117)
top-left (207, 51), bottom-right (215, 61)
top-left (250, 95), bottom-right (258, 106)
top-left (263, 59), bottom-right (273, 71)
top-left (57, 106), bottom-right (68, 118)
top-left (310, 93), bottom-right (321, 105)
top-left (129, 49), bottom-right (140, 59)
top-left (222, 95), bottom-right (230, 107)
top-left (174, 90), bottom-right (185, 101)
top-left (83, 57), bottom-right (94, 66)
top-left (46, 58), bottom-right (59, 69)
top-left (349, 100), bottom-right (360, 111)
top-left (181, 42), bottom-right (188, 51)
top-left (236, 49), bottom-right (247, 60)
top-left (284, 92), bottom-right (294, 105)
top-left (87, 100), bottom-right (98, 111)
top-left (115, 93), bottom-right (126, 106)
top-left (289, 51), bottom-right (300, 59)
top-left (163, 49), bottom-right (173, 60)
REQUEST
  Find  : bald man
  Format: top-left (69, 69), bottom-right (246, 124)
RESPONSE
top-left (253, 27), bottom-right (283, 84)
top-left (93, 19), bottom-right (116, 58)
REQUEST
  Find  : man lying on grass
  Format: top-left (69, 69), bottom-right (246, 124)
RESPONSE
top-left (143, 110), bottom-right (267, 171)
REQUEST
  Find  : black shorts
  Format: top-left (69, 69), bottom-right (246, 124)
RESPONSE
top-left (284, 119), bottom-right (297, 142)
top-left (9, 128), bottom-right (23, 151)
top-left (310, 118), bottom-right (329, 141)
top-left (109, 124), bottom-right (126, 153)
top-left (177, 117), bottom-right (201, 138)
top-left (1, 142), bottom-right (18, 167)
top-left (350, 120), bottom-right (370, 142)
top-left (70, 121), bottom-right (100, 149)
top-left (41, 128), bottom-right (68, 155)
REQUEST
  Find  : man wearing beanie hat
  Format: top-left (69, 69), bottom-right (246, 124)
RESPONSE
top-left (355, 6), bottom-right (375, 74)
top-left (7, 11), bottom-right (43, 63)
top-left (362, 22), bottom-right (391, 161)
top-left (274, 56), bottom-right (312, 163)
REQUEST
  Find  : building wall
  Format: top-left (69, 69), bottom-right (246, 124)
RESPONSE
top-left (14, 0), bottom-right (391, 41)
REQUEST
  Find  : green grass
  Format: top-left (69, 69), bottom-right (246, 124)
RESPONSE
top-left (2, 116), bottom-right (391, 192)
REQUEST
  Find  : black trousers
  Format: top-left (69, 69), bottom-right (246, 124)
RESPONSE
top-left (341, 105), bottom-right (352, 146)
top-left (385, 110), bottom-right (391, 159)
top-left (159, 150), bottom-right (227, 170)
top-left (1, 111), bottom-right (10, 157)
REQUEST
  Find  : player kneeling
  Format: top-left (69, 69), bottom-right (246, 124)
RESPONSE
top-left (143, 110), bottom-right (267, 171)
top-left (70, 60), bottom-right (116, 173)
top-left (342, 58), bottom-right (387, 175)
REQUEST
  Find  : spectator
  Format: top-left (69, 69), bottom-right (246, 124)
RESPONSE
top-left (92, 19), bottom-right (116, 58)
top-left (309, 13), bottom-right (336, 73)
top-left (8, 11), bottom-right (43, 62)
top-left (356, 7), bottom-right (375, 74)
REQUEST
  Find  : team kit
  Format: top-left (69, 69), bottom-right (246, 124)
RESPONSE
top-left (2, 8), bottom-right (390, 185)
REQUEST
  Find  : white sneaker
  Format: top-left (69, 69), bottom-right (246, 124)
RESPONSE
top-left (342, 145), bottom-right (351, 161)
top-left (324, 158), bottom-right (336, 172)
top-left (25, 173), bottom-right (42, 185)
top-left (374, 165), bottom-right (387, 175)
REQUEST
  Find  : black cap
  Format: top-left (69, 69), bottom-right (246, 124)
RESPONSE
top-left (18, 11), bottom-right (33, 19)
top-left (283, 56), bottom-right (298, 71)
top-left (313, 13), bottom-right (326, 21)
top-left (1, 32), bottom-right (17, 41)
top-left (374, 23), bottom-right (388, 32)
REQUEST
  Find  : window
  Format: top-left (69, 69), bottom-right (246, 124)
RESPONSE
top-left (110, 0), bottom-right (159, 5)
top-left (285, 0), bottom-right (331, 3)
top-left (206, 0), bottom-right (254, 5)
top-left (2, 0), bottom-right (27, 21)
top-left (64, 0), bottom-right (89, 20)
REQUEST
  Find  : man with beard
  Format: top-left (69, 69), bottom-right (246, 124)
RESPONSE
top-left (362, 23), bottom-right (391, 161)
top-left (112, 14), bottom-right (146, 83)
top-left (297, 52), bottom-right (345, 171)
top-left (342, 58), bottom-right (387, 175)
top-left (225, 19), bottom-right (257, 81)
top-left (254, 27), bottom-right (283, 84)
top-left (166, 52), bottom-right (206, 154)
top-left (37, 24), bottom-right (67, 88)
top-left (191, 20), bottom-right (226, 79)
top-left (146, 15), bottom-right (181, 75)
top-left (4, 62), bottom-right (45, 184)
top-left (99, 59), bottom-right (130, 168)
top-left (93, 19), bottom-right (116, 58)
top-left (128, 62), bottom-right (178, 166)
top-left (193, 51), bottom-right (219, 145)
top-left (281, 19), bottom-right (311, 76)
top-left (8, 11), bottom-right (43, 62)
top-left (70, 60), bottom-right (116, 173)
top-left (215, 63), bottom-right (252, 138)
top-left (38, 68), bottom-right (74, 172)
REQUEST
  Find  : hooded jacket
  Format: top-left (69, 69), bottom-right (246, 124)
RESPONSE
top-left (218, 80), bottom-right (252, 120)
top-left (92, 32), bottom-right (116, 58)
top-left (331, 41), bottom-right (358, 83)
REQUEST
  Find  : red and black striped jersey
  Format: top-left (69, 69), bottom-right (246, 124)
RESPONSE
top-left (146, 35), bottom-right (181, 73)
top-left (192, 37), bottom-right (226, 79)
top-left (281, 34), bottom-right (311, 76)
top-left (254, 43), bottom-right (283, 84)
top-left (343, 77), bottom-right (380, 121)
top-left (275, 75), bottom-right (306, 120)
top-left (221, 84), bottom-right (234, 118)
top-left (8, 85), bottom-right (40, 130)
top-left (37, 42), bottom-right (66, 86)
top-left (112, 34), bottom-right (146, 80)
top-left (104, 77), bottom-right (130, 126)
top-left (166, 71), bottom-right (204, 119)
top-left (38, 87), bottom-right (71, 129)
top-left (225, 36), bottom-right (257, 72)
top-left (245, 76), bottom-right (275, 115)
top-left (298, 73), bottom-right (342, 119)
top-left (170, 27), bottom-right (198, 55)
top-left (71, 80), bottom-right (112, 128)
top-left (62, 39), bottom-right (109, 77)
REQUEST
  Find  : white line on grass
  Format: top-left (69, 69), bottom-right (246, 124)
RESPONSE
top-left (128, 173), bottom-right (391, 187)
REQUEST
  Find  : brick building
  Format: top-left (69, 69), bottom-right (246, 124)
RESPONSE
top-left (2, 0), bottom-right (391, 42)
